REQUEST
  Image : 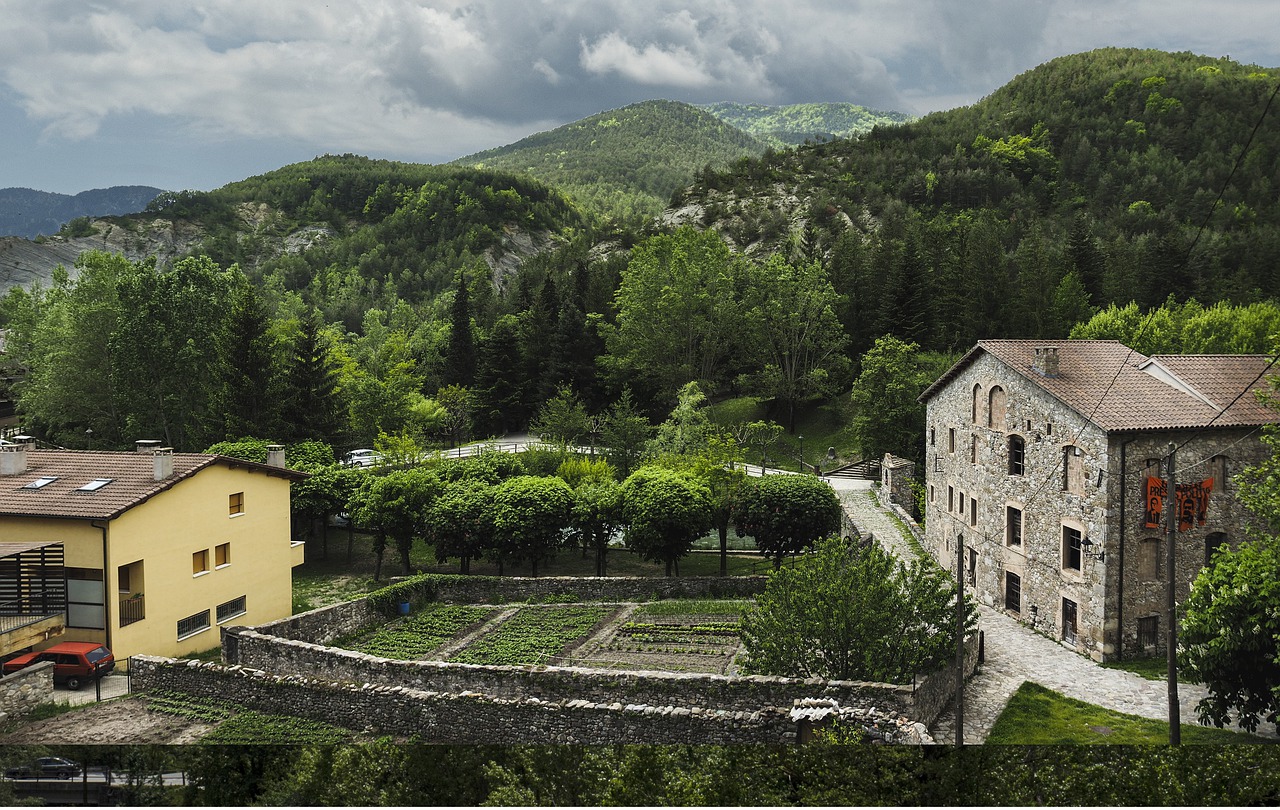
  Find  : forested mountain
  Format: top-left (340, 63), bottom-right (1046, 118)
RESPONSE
top-left (0, 185), bottom-right (163, 238)
top-left (698, 102), bottom-right (913, 148)
top-left (5, 49), bottom-right (1280, 458)
top-left (674, 48), bottom-right (1280, 358)
top-left (452, 100), bottom-right (767, 225)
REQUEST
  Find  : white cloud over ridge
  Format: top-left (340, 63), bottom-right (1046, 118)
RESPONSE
top-left (0, 0), bottom-right (1277, 191)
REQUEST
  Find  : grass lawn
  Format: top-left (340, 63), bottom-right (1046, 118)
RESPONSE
top-left (986, 681), bottom-right (1270, 744)
top-left (706, 390), bottom-right (861, 470)
top-left (1100, 656), bottom-right (1200, 683)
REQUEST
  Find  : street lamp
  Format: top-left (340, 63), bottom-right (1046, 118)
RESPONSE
top-left (797, 434), bottom-right (805, 473)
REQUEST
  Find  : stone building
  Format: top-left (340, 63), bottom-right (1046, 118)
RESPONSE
top-left (918, 340), bottom-right (1278, 661)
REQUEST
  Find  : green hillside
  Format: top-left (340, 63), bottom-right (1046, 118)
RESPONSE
top-left (678, 48), bottom-right (1280, 357)
top-left (452, 100), bottom-right (767, 225)
top-left (698, 101), bottom-right (913, 148)
top-left (140, 154), bottom-right (587, 328)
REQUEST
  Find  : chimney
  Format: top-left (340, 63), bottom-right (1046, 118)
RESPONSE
top-left (0, 437), bottom-right (34, 476)
top-left (153, 447), bottom-right (174, 481)
top-left (265, 444), bottom-right (286, 469)
top-left (136, 439), bottom-right (162, 454)
top-left (1034, 346), bottom-right (1060, 378)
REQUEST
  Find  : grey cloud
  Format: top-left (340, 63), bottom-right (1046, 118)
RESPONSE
top-left (0, 0), bottom-right (1278, 181)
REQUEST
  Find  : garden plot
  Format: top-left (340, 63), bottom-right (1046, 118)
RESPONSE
top-left (568, 600), bottom-right (749, 675)
top-left (346, 604), bottom-right (497, 660)
top-left (446, 604), bottom-right (617, 666)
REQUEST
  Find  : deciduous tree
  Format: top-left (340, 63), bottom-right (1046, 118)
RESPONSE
top-left (620, 466), bottom-right (712, 576)
top-left (741, 536), bottom-right (974, 682)
top-left (733, 474), bottom-right (842, 568)
top-left (490, 475), bottom-right (574, 576)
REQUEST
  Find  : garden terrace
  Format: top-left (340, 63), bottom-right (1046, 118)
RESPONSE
top-left (199, 573), bottom-right (976, 743)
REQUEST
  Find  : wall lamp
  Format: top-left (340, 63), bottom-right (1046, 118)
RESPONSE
top-left (1081, 536), bottom-right (1105, 563)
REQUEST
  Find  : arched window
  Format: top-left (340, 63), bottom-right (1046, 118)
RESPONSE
top-left (988, 386), bottom-right (1007, 430)
top-left (1207, 456), bottom-right (1228, 490)
top-left (1008, 435), bottom-right (1025, 475)
top-left (972, 384), bottom-right (983, 424)
top-left (1205, 532), bottom-right (1228, 568)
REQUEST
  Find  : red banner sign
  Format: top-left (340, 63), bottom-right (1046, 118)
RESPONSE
top-left (1144, 477), bottom-right (1213, 530)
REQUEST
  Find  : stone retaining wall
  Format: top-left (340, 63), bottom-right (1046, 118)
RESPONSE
top-left (131, 656), bottom-right (929, 745)
top-left (0, 661), bottom-right (54, 719)
top-left (223, 625), bottom-right (915, 718)
top-left (909, 630), bottom-right (982, 727)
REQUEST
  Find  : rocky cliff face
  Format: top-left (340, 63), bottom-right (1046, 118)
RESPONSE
top-left (0, 203), bottom-right (558, 293)
top-left (0, 216), bottom-right (207, 289)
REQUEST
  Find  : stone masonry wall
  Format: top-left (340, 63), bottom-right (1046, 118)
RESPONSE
top-left (882, 454), bottom-right (918, 519)
top-left (223, 626), bottom-right (916, 718)
top-left (0, 661), bottom-right (54, 719)
top-left (924, 351), bottom-right (1113, 660)
top-left (131, 656), bottom-right (930, 745)
top-left (1110, 429), bottom-right (1271, 659)
top-left (923, 349), bottom-right (1275, 662)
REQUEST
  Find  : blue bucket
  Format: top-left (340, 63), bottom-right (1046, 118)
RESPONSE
top-left (398, 601), bottom-right (411, 616)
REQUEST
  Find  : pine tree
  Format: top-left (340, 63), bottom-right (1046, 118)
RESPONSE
top-left (282, 309), bottom-right (344, 444)
top-left (443, 271), bottom-right (476, 387)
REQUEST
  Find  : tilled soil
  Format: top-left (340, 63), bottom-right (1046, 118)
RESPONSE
top-left (0, 697), bottom-right (213, 745)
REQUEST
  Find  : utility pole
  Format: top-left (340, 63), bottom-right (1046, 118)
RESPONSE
top-left (955, 532), bottom-right (965, 746)
top-left (1165, 442), bottom-right (1181, 745)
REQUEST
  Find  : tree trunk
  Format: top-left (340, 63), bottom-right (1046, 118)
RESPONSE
top-left (346, 525), bottom-right (355, 564)
top-left (719, 525), bottom-right (729, 577)
top-left (665, 559), bottom-right (672, 577)
top-left (596, 546), bottom-right (606, 577)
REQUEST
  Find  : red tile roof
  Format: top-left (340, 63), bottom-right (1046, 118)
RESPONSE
top-left (920, 340), bottom-right (1280, 432)
top-left (0, 450), bottom-right (301, 521)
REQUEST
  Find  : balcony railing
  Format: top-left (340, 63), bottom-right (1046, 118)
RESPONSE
top-left (119, 595), bottom-right (145, 627)
top-left (0, 598), bottom-right (63, 634)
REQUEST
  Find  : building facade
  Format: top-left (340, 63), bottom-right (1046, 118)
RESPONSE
top-left (919, 340), bottom-right (1277, 661)
top-left (0, 440), bottom-right (305, 663)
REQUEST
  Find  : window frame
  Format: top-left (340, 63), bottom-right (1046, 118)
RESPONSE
top-left (1137, 615), bottom-right (1159, 649)
top-left (229, 491), bottom-right (245, 517)
top-left (216, 595), bottom-right (247, 624)
top-left (1004, 571), bottom-right (1021, 613)
top-left (192, 549), bottom-right (209, 577)
top-left (1006, 506), bottom-right (1022, 547)
top-left (215, 542), bottom-right (231, 569)
top-left (1008, 434), bottom-right (1025, 476)
top-left (1062, 526), bottom-right (1083, 571)
top-left (177, 609), bottom-right (211, 640)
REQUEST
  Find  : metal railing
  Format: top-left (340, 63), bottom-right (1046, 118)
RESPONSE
top-left (119, 595), bottom-right (145, 627)
top-left (0, 599), bottom-right (63, 634)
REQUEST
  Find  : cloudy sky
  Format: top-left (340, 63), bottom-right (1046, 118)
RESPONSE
top-left (2, 1), bottom-right (1279, 195)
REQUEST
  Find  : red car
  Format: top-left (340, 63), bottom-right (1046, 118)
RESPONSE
top-left (2, 641), bottom-right (115, 690)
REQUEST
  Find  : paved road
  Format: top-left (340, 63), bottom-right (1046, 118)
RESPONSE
top-left (837, 486), bottom-right (1279, 743)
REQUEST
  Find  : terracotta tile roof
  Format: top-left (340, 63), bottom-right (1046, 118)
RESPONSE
top-left (0, 450), bottom-right (301, 521)
top-left (920, 340), bottom-right (1280, 432)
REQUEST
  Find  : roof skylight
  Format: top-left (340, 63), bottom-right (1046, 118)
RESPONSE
top-left (22, 476), bottom-right (58, 490)
top-left (76, 478), bottom-right (114, 492)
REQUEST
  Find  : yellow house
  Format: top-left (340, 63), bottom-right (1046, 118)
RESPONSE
top-left (0, 440), bottom-right (305, 663)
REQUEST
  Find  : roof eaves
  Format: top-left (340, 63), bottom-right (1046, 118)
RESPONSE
top-left (918, 343), bottom-right (986, 403)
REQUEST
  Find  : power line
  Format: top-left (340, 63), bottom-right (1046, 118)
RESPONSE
top-left (1013, 77), bottom-right (1280, 519)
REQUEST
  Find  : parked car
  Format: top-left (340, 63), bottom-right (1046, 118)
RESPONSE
top-left (4, 756), bottom-right (81, 779)
top-left (343, 448), bottom-right (383, 467)
top-left (2, 641), bottom-right (115, 690)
